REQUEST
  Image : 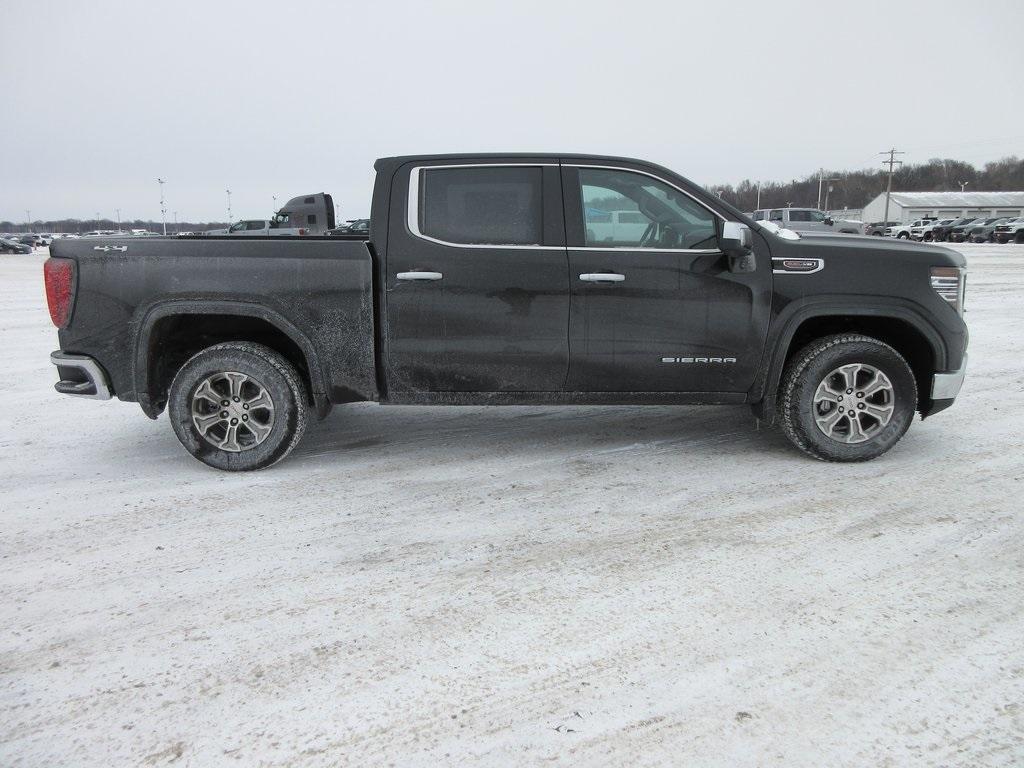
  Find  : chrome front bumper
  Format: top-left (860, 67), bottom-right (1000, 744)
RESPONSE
top-left (50, 351), bottom-right (112, 400)
top-left (931, 354), bottom-right (967, 401)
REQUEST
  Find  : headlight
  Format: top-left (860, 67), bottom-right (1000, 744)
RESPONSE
top-left (931, 266), bottom-right (966, 315)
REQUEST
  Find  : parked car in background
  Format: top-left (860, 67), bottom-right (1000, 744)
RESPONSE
top-left (966, 218), bottom-right (1011, 243)
top-left (885, 218), bottom-right (936, 239)
top-left (912, 218), bottom-right (957, 241)
top-left (327, 218), bottom-right (371, 236)
top-left (1, 237), bottom-right (33, 254)
top-left (15, 234), bottom-right (42, 248)
top-left (992, 217), bottom-right (1024, 244)
top-left (751, 208), bottom-right (862, 234)
top-left (948, 217), bottom-right (999, 243)
top-left (864, 221), bottom-right (899, 236)
top-left (930, 217), bottom-right (978, 243)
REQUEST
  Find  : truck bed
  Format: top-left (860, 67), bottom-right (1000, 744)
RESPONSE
top-left (51, 235), bottom-right (379, 415)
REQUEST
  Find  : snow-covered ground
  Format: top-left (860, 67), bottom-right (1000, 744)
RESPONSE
top-left (1, 244), bottom-right (1022, 767)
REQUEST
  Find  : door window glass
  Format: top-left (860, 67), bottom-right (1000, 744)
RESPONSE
top-left (578, 168), bottom-right (716, 249)
top-left (418, 166), bottom-right (542, 245)
top-left (769, 209), bottom-right (784, 221)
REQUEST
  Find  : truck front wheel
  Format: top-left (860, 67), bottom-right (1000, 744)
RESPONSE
top-left (167, 342), bottom-right (307, 471)
top-left (778, 334), bottom-right (917, 461)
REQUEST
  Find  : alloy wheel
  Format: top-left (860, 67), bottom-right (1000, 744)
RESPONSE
top-left (190, 371), bottom-right (275, 452)
top-left (812, 363), bottom-right (895, 444)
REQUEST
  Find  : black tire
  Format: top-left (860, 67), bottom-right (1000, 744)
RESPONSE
top-left (168, 342), bottom-right (307, 471)
top-left (778, 334), bottom-right (917, 462)
top-left (897, 232), bottom-right (909, 239)
top-left (1016, 231), bottom-right (1024, 244)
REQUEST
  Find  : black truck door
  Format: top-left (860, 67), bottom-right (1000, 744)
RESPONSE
top-left (384, 162), bottom-right (569, 392)
top-left (561, 164), bottom-right (771, 393)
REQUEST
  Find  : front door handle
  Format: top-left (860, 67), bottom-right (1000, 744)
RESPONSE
top-left (397, 271), bottom-right (443, 281)
top-left (579, 272), bottom-right (625, 283)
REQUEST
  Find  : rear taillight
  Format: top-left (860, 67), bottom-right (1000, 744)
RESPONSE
top-left (298, 228), bottom-right (306, 236)
top-left (44, 257), bottom-right (75, 328)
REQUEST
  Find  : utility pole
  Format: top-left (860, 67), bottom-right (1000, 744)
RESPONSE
top-left (96, 212), bottom-right (101, 231)
top-left (817, 169), bottom-right (824, 210)
top-left (959, 181), bottom-right (969, 193)
top-left (879, 148), bottom-right (904, 225)
top-left (157, 178), bottom-right (167, 235)
top-left (173, 211), bottom-right (178, 234)
top-left (756, 181), bottom-right (761, 210)
top-left (116, 208), bottom-right (121, 232)
top-left (25, 210), bottom-right (31, 233)
top-left (822, 177), bottom-right (840, 213)
top-left (226, 189), bottom-right (232, 224)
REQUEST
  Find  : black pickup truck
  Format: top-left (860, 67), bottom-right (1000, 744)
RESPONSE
top-left (45, 153), bottom-right (968, 470)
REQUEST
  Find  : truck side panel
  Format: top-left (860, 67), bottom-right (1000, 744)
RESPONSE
top-left (52, 237), bottom-right (378, 413)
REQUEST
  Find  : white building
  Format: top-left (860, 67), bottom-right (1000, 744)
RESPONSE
top-left (861, 191), bottom-right (1024, 224)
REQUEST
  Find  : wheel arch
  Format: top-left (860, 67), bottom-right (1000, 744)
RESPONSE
top-left (134, 300), bottom-right (330, 419)
top-left (751, 303), bottom-right (945, 422)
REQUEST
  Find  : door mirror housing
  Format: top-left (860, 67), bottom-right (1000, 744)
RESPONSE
top-left (720, 221), bottom-right (756, 273)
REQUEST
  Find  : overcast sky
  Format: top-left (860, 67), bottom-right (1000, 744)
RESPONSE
top-left (3, 0), bottom-right (1022, 223)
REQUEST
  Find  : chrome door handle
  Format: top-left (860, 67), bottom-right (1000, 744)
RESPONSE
top-left (579, 273), bottom-right (625, 283)
top-left (396, 271), bottom-right (443, 281)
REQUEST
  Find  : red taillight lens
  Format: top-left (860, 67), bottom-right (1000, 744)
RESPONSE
top-left (44, 257), bottom-right (75, 328)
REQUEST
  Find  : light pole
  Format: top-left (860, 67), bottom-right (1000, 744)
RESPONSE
top-left (226, 189), bottom-right (232, 224)
top-left (157, 178), bottom-right (167, 235)
top-left (173, 211), bottom-right (178, 234)
top-left (959, 181), bottom-right (969, 193)
top-left (756, 182), bottom-right (761, 210)
top-left (116, 208), bottom-right (121, 232)
top-left (96, 212), bottom-right (101, 231)
top-left (25, 210), bottom-right (31, 233)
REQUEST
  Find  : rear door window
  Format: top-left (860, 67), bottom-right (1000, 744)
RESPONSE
top-left (417, 166), bottom-right (543, 246)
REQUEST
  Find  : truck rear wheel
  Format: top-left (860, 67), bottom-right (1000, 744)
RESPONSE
top-left (778, 334), bottom-right (917, 462)
top-left (168, 342), bottom-right (307, 471)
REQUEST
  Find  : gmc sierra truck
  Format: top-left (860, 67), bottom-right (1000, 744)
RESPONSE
top-left (44, 153), bottom-right (969, 471)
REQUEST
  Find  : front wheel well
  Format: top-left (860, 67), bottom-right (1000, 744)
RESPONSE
top-left (144, 313), bottom-right (317, 414)
top-left (779, 316), bottom-right (935, 413)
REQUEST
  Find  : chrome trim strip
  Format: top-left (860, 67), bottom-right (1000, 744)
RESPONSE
top-left (569, 246), bottom-right (722, 254)
top-left (931, 354), bottom-right (967, 400)
top-left (50, 351), bottom-right (112, 400)
top-left (771, 257), bottom-right (825, 274)
top-left (406, 164), bottom-right (562, 251)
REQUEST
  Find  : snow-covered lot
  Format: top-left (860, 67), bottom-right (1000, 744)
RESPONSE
top-left (1, 245), bottom-right (1022, 767)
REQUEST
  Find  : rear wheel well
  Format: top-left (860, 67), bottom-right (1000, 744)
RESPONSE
top-left (146, 314), bottom-right (316, 412)
top-left (780, 316), bottom-right (935, 412)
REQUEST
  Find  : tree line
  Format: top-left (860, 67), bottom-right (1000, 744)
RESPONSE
top-left (706, 156), bottom-right (1023, 213)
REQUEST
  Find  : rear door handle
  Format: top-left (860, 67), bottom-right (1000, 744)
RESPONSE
top-left (396, 271), bottom-right (443, 281)
top-left (579, 273), bottom-right (625, 283)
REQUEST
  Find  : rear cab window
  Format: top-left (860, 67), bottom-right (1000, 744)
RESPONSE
top-left (415, 166), bottom-right (543, 246)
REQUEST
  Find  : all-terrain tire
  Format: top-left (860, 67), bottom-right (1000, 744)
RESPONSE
top-left (778, 334), bottom-right (917, 462)
top-left (168, 342), bottom-right (307, 471)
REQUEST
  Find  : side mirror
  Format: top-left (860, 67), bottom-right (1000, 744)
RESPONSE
top-left (721, 221), bottom-right (756, 273)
